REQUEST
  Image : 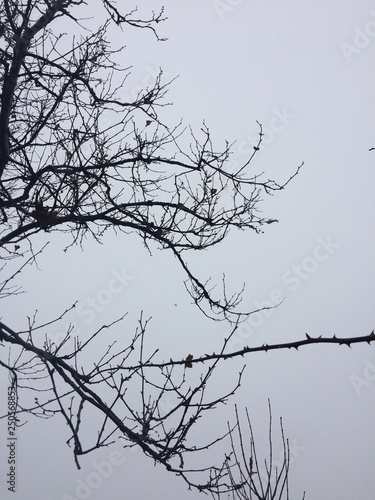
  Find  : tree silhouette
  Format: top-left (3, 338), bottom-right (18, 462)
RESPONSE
top-left (0, 1), bottom-right (374, 495)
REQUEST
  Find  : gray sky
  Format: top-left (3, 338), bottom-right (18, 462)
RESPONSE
top-left (1, 1), bottom-right (375, 499)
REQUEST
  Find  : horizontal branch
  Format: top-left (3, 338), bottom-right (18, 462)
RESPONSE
top-left (122, 331), bottom-right (375, 370)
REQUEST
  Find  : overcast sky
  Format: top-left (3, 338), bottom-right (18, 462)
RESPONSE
top-left (1, 1), bottom-right (375, 499)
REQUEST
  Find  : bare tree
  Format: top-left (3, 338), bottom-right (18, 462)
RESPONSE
top-left (0, 313), bottom-right (246, 491)
top-left (0, 1), bottom-right (374, 495)
top-left (0, 0), bottom-right (301, 322)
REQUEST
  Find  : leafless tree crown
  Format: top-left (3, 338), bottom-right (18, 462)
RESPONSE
top-left (0, 0), bottom-right (302, 321)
